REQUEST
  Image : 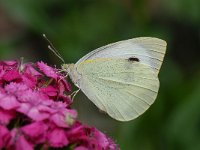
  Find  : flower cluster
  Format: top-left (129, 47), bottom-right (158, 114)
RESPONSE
top-left (0, 60), bottom-right (119, 150)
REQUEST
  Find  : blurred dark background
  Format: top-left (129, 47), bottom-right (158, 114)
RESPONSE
top-left (0, 0), bottom-right (200, 149)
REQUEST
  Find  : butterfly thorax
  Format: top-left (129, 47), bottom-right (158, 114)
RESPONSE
top-left (62, 64), bottom-right (81, 87)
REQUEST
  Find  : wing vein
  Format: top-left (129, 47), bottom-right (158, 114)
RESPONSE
top-left (98, 77), bottom-right (157, 93)
top-left (126, 90), bottom-right (151, 106)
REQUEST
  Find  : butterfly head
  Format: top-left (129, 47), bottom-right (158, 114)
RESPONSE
top-left (62, 64), bottom-right (74, 72)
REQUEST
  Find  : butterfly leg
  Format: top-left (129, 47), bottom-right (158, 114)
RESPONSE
top-left (71, 89), bottom-right (80, 101)
top-left (58, 72), bottom-right (69, 83)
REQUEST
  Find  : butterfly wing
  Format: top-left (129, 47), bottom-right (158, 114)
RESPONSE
top-left (76, 37), bottom-right (167, 75)
top-left (77, 58), bottom-right (159, 121)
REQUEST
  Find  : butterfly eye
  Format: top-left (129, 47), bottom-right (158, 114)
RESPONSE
top-left (61, 64), bottom-right (68, 70)
top-left (128, 57), bottom-right (140, 62)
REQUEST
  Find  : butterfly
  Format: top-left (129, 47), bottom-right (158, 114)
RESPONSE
top-left (45, 35), bottom-right (167, 121)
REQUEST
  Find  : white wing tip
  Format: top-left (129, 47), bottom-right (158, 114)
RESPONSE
top-left (133, 37), bottom-right (167, 46)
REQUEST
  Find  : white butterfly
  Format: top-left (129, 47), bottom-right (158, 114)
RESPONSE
top-left (62, 37), bottom-right (167, 121)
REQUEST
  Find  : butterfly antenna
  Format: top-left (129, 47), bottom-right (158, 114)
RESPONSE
top-left (43, 34), bottom-right (65, 63)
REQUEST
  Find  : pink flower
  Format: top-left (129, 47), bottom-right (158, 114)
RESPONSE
top-left (0, 60), bottom-right (120, 150)
top-left (47, 128), bottom-right (69, 147)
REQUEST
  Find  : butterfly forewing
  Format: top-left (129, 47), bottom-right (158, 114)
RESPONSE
top-left (76, 37), bottom-right (166, 75)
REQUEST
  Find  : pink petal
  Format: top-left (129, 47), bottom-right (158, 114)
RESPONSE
top-left (19, 89), bottom-right (42, 103)
top-left (24, 64), bottom-right (41, 76)
top-left (0, 60), bottom-right (18, 71)
top-left (93, 128), bottom-right (109, 148)
top-left (22, 73), bottom-right (37, 88)
top-left (37, 62), bottom-right (58, 79)
top-left (0, 94), bottom-right (20, 110)
top-left (67, 122), bottom-right (83, 135)
top-left (21, 122), bottom-right (48, 143)
top-left (15, 135), bottom-right (34, 150)
top-left (3, 70), bottom-right (21, 82)
top-left (59, 79), bottom-right (72, 93)
top-left (107, 137), bottom-right (120, 150)
top-left (74, 146), bottom-right (88, 150)
top-left (40, 85), bottom-right (58, 97)
top-left (17, 103), bottom-right (50, 121)
top-left (5, 82), bottom-right (29, 97)
top-left (27, 107), bottom-right (50, 121)
top-left (0, 70), bottom-right (5, 78)
top-left (37, 103), bottom-right (55, 113)
top-left (51, 113), bottom-right (68, 128)
top-left (0, 125), bottom-right (11, 149)
top-left (0, 108), bottom-right (16, 125)
top-left (0, 60), bottom-right (18, 66)
top-left (8, 128), bottom-right (33, 150)
top-left (51, 109), bottom-right (77, 128)
top-left (17, 103), bottom-right (31, 114)
top-left (48, 128), bottom-right (69, 147)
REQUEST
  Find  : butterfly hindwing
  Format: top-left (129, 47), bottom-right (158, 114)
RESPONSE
top-left (77, 58), bottom-right (159, 121)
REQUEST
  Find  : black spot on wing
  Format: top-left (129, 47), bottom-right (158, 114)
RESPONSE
top-left (128, 57), bottom-right (140, 62)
